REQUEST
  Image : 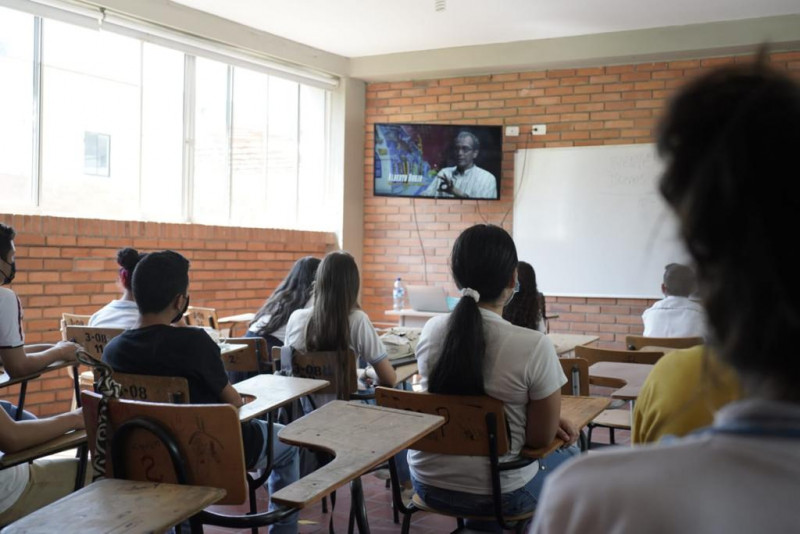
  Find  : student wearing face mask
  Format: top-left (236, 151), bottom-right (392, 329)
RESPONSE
top-left (408, 225), bottom-right (579, 532)
top-left (102, 250), bottom-right (299, 534)
top-left (0, 223), bottom-right (81, 379)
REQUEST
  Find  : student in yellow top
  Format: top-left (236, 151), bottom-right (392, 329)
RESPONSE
top-left (632, 345), bottom-right (742, 444)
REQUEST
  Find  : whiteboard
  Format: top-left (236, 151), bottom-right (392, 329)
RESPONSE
top-left (512, 144), bottom-right (689, 298)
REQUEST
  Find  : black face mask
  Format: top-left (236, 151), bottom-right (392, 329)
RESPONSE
top-left (0, 259), bottom-right (15, 285)
top-left (171, 294), bottom-right (190, 324)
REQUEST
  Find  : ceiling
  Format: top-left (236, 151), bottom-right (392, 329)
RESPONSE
top-left (172, 0), bottom-right (800, 58)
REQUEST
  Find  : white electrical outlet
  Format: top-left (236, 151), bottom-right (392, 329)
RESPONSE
top-left (532, 124), bottom-right (547, 135)
top-left (505, 126), bottom-right (520, 136)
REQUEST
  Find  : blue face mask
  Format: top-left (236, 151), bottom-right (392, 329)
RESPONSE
top-left (513, 279), bottom-right (520, 294)
top-left (505, 278), bottom-right (520, 307)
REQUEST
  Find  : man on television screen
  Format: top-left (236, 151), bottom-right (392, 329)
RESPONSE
top-left (421, 131), bottom-right (497, 199)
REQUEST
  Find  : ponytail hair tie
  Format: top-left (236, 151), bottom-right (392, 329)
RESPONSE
top-left (460, 287), bottom-right (481, 303)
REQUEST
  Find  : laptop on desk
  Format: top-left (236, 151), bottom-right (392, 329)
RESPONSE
top-left (406, 285), bottom-right (450, 313)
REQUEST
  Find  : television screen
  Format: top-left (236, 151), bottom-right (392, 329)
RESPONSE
top-left (374, 123), bottom-right (502, 200)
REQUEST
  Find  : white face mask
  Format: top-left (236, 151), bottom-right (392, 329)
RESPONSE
top-left (504, 278), bottom-right (520, 307)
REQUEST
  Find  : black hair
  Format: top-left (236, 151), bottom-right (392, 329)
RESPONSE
top-left (305, 251), bottom-right (360, 352)
top-left (116, 248), bottom-right (145, 290)
top-left (0, 223), bottom-right (15, 263)
top-left (657, 57), bottom-right (800, 398)
top-left (503, 261), bottom-right (542, 331)
top-left (131, 250), bottom-right (190, 315)
top-left (251, 256), bottom-right (321, 337)
top-left (662, 263), bottom-right (696, 297)
top-left (429, 224), bottom-right (518, 395)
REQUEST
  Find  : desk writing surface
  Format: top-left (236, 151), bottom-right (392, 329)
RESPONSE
top-left (2, 479), bottom-right (225, 534)
top-left (272, 401), bottom-right (444, 509)
top-left (589, 362), bottom-right (654, 401)
top-left (218, 342), bottom-right (248, 356)
top-left (394, 362), bottom-right (418, 386)
top-left (219, 312), bottom-right (256, 324)
top-left (0, 430), bottom-right (87, 470)
top-left (522, 396), bottom-right (609, 458)
top-left (234, 374), bottom-right (329, 422)
top-left (0, 360), bottom-right (75, 388)
top-left (547, 333), bottom-right (599, 356)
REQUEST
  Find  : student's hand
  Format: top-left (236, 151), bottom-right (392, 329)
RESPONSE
top-left (556, 417), bottom-right (579, 446)
top-left (66, 409), bottom-right (86, 430)
top-left (54, 341), bottom-right (82, 361)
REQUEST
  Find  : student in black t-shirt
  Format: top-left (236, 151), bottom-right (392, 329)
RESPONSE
top-left (103, 251), bottom-right (299, 534)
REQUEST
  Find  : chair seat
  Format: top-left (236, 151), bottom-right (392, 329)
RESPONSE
top-left (592, 408), bottom-right (631, 429)
top-left (411, 493), bottom-right (534, 523)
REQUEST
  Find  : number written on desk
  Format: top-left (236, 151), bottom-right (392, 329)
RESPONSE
top-left (122, 385), bottom-right (148, 400)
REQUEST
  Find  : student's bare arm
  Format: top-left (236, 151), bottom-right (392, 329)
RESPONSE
top-left (220, 383), bottom-right (244, 408)
top-left (373, 358), bottom-right (397, 387)
top-left (0, 341), bottom-right (80, 378)
top-left (525, 390), bottom-right (561, 449)
top-left (0, 408), bottom-right (84, 454)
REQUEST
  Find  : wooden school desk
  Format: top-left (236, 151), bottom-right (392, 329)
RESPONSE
top-left (2, 479), bottom-right (225, 534)
top-left (384, 308), bottom-right (444, 327)
top-left (272, 401), bottom-right (444, 531)
top-left (0, 430), bottom-right (87, 471)
top-left (233, 374), bottom-right (329, 422)
top-left (548, 333), bottom-right (599, 357)
top-left (589, 361), bottom-right (654, 401)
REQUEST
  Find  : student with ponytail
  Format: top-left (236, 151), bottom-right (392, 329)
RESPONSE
top-left (89, 247), bottom-right (146, 328)
top-left (408, 224), bottom-right (579, 529)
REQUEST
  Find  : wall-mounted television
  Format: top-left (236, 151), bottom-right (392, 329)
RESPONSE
top-left (374, 123), bottom-right (502, 200)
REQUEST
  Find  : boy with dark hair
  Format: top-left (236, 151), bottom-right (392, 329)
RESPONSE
top-left (0, 223), bottom-right (81, 378)
top-left (641, 263), bottom-right (706, 338)
top-left (103, 250), bottom-right (299, 533)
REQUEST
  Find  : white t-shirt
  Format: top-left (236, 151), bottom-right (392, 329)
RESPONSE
top-left (248, 314), bottom-right (288, 342)
top-left (0, 287), bottom-right (30, 514)
top-left (642, 295), bottom-right (707, 338)
top-left (284, 308), bottom-right (388, 366)
top-left (408, 308), bottom-right (566, 495)
top-left (531, 399), bottom-right (800, 534)
top-left (422, 165), bottom-right (497, 199)
top-left (0, 287), bottom-right (24, 349)
top-left (88, 299), bottom-right (139, 329)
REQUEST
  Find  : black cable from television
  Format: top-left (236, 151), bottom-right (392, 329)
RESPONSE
top-left (500, 130), bottom-right (533, 228)
top-left (411, 197), bottom-right (429, 286)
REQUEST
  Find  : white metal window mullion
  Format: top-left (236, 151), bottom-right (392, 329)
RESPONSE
top-left (182, 54), bottom-right (196, 223)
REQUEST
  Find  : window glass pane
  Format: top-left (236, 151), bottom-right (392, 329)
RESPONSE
top-left (297, 85), bottom-right (327, 231)
top-left (193, 57), bottom-right (230, 224)
top-left (230, 67), bottom-right (268, 228)
top-left (140, 43), bottom-right (184, 222)
top-left (0, 7), bottom-right (34, 209)
top-left (265, 77), bottom-right (299, 229)
top-left (40, 19), bottom-right (141, 219)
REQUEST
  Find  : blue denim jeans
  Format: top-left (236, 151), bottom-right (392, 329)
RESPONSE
top-left (252, 420), bottom-right (300, 534)
top-left (412, 445), bottom-right (580, 532)
top-left (0, 400), bottom-right (36, 421)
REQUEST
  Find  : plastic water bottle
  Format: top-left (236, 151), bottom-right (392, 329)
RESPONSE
top-left (392, 277), bottom-right (405, 311)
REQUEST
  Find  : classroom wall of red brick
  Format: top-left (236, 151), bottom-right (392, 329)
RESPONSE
top-left (361, 51), bottom-right (800, 345)
top-left (0, 213), bottom-right (337, 415)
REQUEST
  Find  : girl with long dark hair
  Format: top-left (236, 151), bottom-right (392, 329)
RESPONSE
top-left (284, 251), bottom-right (395, 392)
top-left (247, 256), bottom-right (321, 351)
top-left (502, 260), bottom-right (546, 332)
top-left (409, 224), bottom-right (578, 528)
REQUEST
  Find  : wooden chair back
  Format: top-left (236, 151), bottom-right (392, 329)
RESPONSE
top-left (65, 326), bottom-right (125, 361)
top-left (184, 306), bottom-right (219, 330)
top-left (220, 337), bottom-right (267, 374)
top-left (575, 344), bottom-right (665, 366)
top-left (625, 335), bottom-right (704, 351)
top-left (113, 372), bottom-right (190, 404)
top-left (81, 391), bottom-right (247, 505)
top-left (559, 358), bottom-right (590, 396)
top-left (272, 347), bottom-right (358, 400)
top-left (374, 387), bottom-right (510, 456)
top-left (61, 313), bottom-right (92, 340)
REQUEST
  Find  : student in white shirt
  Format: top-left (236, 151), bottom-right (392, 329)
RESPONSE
top-left (88, 247), bottom-right (145, 328)
top-left (0, 223), bottom-right (80, 378)
top-left (531, 59), bottom-right (800, 534)
top-left (284, 251), bottom-right (396, 397)
top-left (642, 262), bottom-right (706, 337)
top-left (410, 225), bottom-right (579, 531)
